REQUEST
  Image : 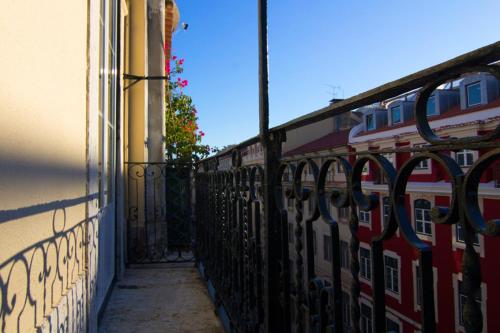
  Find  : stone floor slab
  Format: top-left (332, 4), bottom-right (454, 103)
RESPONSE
top-left (99, 263), bottom-right (223, 333)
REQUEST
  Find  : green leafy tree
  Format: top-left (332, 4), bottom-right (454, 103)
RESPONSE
top-left (165, 56), bottom-right (214, 162)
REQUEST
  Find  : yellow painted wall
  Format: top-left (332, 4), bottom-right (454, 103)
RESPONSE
top-left (0, 1), bottom-right (89, 331)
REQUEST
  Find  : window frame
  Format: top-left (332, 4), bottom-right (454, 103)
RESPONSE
top-left (360, 301), bottom-right (373, 333)
top-left (426, 94), bottom-right (437, 116)
top-left (466, 81), bottom-right (481, 107)
top-left (414, 199), bottom-right (432, 237)
top-left (360, 246), bottom-right (372, 282)
top-left (413, 144), bottom-right (431, 170)
top-left (455, 149), bottom-right (475, 168)
top-left (384, 254), bottom-right (400, 295)
top-left (391, 105), bottom-right (402, 125)
top-left (359, 209), bottom-right (371, 226)
top-left (366, 113), bottom-right (375, 131)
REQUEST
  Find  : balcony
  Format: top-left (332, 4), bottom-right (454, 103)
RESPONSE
top-left (2, 44), bottom-right (499, 333)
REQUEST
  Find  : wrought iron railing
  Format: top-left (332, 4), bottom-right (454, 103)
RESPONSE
top-left (195, 42), bottom-right (500, 333)
top-left (126, 162), bottom-right (194, 263)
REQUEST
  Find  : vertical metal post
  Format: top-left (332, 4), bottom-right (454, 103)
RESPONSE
top-left (259, 0), bottom-right (283, 331)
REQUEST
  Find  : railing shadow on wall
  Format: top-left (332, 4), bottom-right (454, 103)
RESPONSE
top-left (0, 203), bottom-right (99, 333)
top-left (194, 42), bottom-right (500, 333)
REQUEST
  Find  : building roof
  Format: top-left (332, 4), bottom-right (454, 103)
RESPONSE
top-left (283, 129), bottom-right (350, 157)
top-left (354, 97), bottom-right (500, 139)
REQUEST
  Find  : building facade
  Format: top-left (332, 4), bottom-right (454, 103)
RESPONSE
top-left (0, 1), bottom-right (178, 332)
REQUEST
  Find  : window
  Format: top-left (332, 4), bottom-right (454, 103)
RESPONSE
top-left (288, 223), bottom-right (294, 244)
top-left (313, 230), bottom-right (317, 254)
top-left (456, 223), bottom-right (479, 245)
top-left (342, 292), bottom-right (351, 331)
top-left (385, 255), bottom-right (399, 294)
top-left (340, 241), bottom-right (350, 269)
top-left (391, 105), bottom-right (402, 124)
top-left (382, 197), bottom-right (390, 228)
top-left (98, 0), bottom-right (117, 207)
top-left (386, 317), bottom-right (400, 333)
top-left (361, 303), bottom-right (373, 333)
top-left (366, 114), bottom-right (375, 130)
top-left (458, 280), bottom-right (482, 326)
top-left (324, 235), bottom-right (332, 261)
top-left (360, 247), bottom-right (371, 281)
top-left (456, 149), bottom-right (474, 167)
top-left (414, 144), bottom-right (430, 170)
top-left (339, 207), bottom-right (349, 219)
top-left (426, 95), bottom-right (437, 116)
top-left (466, 82), bottom-right (481, 107)
top-left (359, 209), bottom-right (370, 224)
top-left (414, 199), bottom-right (432, 236)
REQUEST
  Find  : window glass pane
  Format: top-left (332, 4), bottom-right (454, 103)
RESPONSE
top-left (366, 114), bottom-right (374, 130)
top-left (391, 106), bottom-right (401, 124)
top-left (426, 95), bottom-right (436, 116)
top-left (386, 318), bottom-right (400, 333)
top-left (466, 82), bottom-right (481, 107)
top-left (383, 197), bottom-right (390, 227)
top-left (361, 303), bottom-right (373, 333)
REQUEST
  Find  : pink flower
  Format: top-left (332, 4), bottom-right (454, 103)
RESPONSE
top-left (199, 130), bottom-right (205, 137)
top-left (172, 55), bottom-right (177, 60)
top-left (178, 58), bottom-right (184, 65)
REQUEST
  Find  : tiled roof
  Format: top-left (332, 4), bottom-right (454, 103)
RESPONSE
top-left (283, 129), bottom-right (350, 157)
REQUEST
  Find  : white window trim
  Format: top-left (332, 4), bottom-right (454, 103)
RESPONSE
top-left (411, 195), bottom-right (436, 245)
top-left (359, 242), bottom-right (372, 286)
top-left (466, 82), bottom-right (482, 108)
top-left (358, 208), bottom-right (372, 230)
top-left (412, 143), bottom-right (432, 175)
top-left (361, 292), bottom-right (422, 331)
top-left (386, 311), bottom-right (402, 333)
top-left (340, 240), bottom-right (350, 273)
top-left (380, 193), bottom-right (399, 237)
top-left (359, 297), bottom-right (373, 333)
top-left (453, 149), bottom-right (477, 170)
top-left (391, 105), bottom-right (402, 125)
top-left (451, 224), bottom-right (484, 258)
top-left (412, 260), bottom-right (439, 322)
top-left (452, 273), bottom-right (487, 333)
top-left (384, 250), bottom-right (401, 303)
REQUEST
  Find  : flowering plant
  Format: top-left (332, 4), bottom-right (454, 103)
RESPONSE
top-left (165, 55), bottom-right (216, 162)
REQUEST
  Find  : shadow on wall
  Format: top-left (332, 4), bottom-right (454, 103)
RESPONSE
top-left (0, 196), bottom-right (99, 333)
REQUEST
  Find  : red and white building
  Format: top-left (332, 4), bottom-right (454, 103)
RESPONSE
top-left (280, 72), bottom-right (500, 332)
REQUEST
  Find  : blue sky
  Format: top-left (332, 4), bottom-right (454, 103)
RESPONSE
top-left (172, 0), bottom-right (500, 149)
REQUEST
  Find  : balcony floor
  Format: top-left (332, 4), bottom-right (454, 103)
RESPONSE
top-left (99, 263), bottom-right (223, 333)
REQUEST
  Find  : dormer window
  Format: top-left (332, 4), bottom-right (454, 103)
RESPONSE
top-left (466, 82), bottom-right (481, 107)
top-left (391, 105), bottom-right (401, 124)
top-left (426, 95), bottom-right (436, 116)
top-left (366, 114), bottom-right (375, 130)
